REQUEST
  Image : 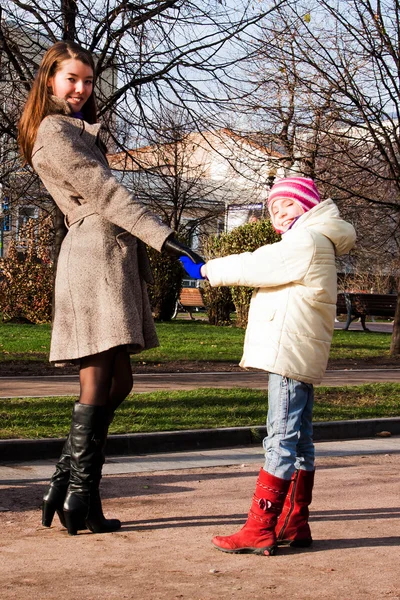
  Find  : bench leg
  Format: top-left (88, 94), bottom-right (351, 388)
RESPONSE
top-left (344, 312), bottom-right (352, 330)
top-left (361, 315), bottom-right (370, 332)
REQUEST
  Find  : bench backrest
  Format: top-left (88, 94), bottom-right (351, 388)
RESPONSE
top-left (351, 293), bottom-right (397, 315)
top-left (337, 292), bottom-right (397, 316)
top-left (336, 293), bottom-right (347, 314)
top-left (179, 287), bottom-right (205, 307)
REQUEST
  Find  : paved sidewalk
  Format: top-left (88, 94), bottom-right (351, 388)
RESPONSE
top-left (1, 367), bottom-right (400, 398)
top-left (1, 435), bottom-right (400, 482)
top-left (1, 319), bottom-right (398, 398)
top-left (0, 439), bottom-right (399, 600)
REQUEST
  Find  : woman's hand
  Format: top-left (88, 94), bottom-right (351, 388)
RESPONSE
top-left (163, 236), bottom-right (204, 263)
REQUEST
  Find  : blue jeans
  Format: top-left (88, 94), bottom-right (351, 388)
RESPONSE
top-left (263, 373), bottom-right (315, 480)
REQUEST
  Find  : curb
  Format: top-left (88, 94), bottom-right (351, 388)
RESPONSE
top-left (1, 417), bottom-right (400, 462)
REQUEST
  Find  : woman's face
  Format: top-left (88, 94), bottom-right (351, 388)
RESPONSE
top-left (48, 58), bottom-right (94, 113)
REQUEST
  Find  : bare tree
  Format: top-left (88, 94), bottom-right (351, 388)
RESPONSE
top-left (0, 0), bottom-right (286, 259)
top-left (244, 0), bottom-right (400, 353)
top-left (110, 108), bottom-right (228, 239)
top-left (239, 28), bottom-right (340, 177)
top-left (0, 0), bottom-right (287, 154)
top-left (293, 0), bottom-right (400, 354)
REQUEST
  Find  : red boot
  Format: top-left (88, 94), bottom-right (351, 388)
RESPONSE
top-left (275, 469), bottom-right (315, 547)
top-left (212, 469), bottom-right (291, 556)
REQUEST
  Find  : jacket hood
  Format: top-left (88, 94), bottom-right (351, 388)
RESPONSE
top-left (286, 198), bottom-right (356, 256)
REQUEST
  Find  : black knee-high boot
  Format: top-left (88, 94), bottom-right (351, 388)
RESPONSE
top-left (42, 403), bottom-right (117, 531)
top-left (62, 403), bottom-right (121, 536)
top-left (42, 434), bottom-right (72, 528)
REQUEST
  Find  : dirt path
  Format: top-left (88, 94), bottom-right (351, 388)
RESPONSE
top-left (0, 454), bottom-right (399, 600)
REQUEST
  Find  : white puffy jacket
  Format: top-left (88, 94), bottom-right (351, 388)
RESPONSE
top-left (206, 199), bottom-right (356, 384)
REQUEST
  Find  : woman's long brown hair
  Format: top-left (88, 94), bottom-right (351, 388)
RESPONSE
top-left (18, 41), bottom-right (97, 166)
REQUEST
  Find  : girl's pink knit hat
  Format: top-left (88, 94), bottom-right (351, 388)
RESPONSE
top-left (267, 177), bottom-right (320, 214)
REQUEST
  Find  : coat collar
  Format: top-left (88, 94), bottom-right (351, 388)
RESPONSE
top-left (47, 95), bottom-right (102, 137)
top-left (48, 95), bottom-right (74, 116)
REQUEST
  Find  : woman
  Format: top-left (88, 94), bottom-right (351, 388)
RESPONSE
top-left (18, 40), bottom-right (201, 536)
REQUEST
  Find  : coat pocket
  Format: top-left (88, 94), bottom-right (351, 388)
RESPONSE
top-left (116, 232), bottom-right (154, 285)
top-left (116, 231), bottom-right (138, 251)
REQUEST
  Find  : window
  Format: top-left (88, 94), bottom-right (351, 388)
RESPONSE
top-left (225, 203), bottom-right (264, 232)
top-left (187, 220), bottom-right (201, 251)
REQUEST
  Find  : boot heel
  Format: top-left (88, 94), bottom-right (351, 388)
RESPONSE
top-left (42, 501), bottom-right (56, 527)
top-left (64, 511), bottom-right (83, 536)
top-left (56, 509), bottom-right (67, 529)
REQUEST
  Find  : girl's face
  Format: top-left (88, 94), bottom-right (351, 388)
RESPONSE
top-left (270, 197), bottom-right (304, 232)
top-left (48, 58), bottom-right (94, 113)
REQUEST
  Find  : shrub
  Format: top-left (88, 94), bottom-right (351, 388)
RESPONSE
top-left (204, 219), bottom-right (279, 328)
top-left (224, 219), bottom-right (280, 327)
top-left (0, 217), bottom-right (54, 323)
top-left (146, 246), bottom-right (183, 321)
top-left (202, 282), bottom-right (233, 326)
top-left (202, 234), bottom-right (233, 326)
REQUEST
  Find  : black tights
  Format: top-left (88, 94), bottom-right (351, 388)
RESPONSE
top-left (78, 346), bottom-right (133, 417)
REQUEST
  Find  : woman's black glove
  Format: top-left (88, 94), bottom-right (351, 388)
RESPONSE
top-left (162, 236), bottom-right (204, 264)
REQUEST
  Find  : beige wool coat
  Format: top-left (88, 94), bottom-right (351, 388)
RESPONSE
top-left (206, 200), bottom-right (356, 384)
top-left (32, 99), bottom-right (173, 363)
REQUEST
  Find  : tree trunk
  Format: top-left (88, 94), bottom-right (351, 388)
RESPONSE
top-left (62, 0), bottom-right (77, 41)
top-left (51, 206), bottom-right (68, 320)
top-left (51, 1), bottom-right (77, 319)
top-left (389, 278), bottom-right (400, 355)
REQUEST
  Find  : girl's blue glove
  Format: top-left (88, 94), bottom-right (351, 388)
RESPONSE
top-left (179, 256), bottom-right (205, 279)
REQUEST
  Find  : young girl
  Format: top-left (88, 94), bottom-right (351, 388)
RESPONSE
top-left (200, 177), bottom-right (356, 556)
top-left (18, 41), bottom-right (201, 536)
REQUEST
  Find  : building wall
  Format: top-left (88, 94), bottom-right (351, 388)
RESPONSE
top-left (109, 128), bottom-right (283, 236)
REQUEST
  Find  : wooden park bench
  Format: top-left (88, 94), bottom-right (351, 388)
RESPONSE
top-left (173, 287), bottom-right (206, 320)
top-left (337, 292), bottom-right (397, 331)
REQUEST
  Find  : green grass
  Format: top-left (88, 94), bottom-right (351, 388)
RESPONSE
top-left (136, 320), bottom-right (246, 363)
top-left (329, 329), bottom-right (391, 360)
top-left (0, 322), bottom-right (51, 361)
top-left (0, 320), bottom-right (393, 364)
top-left (0, 383), bottom-right (399, 439)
